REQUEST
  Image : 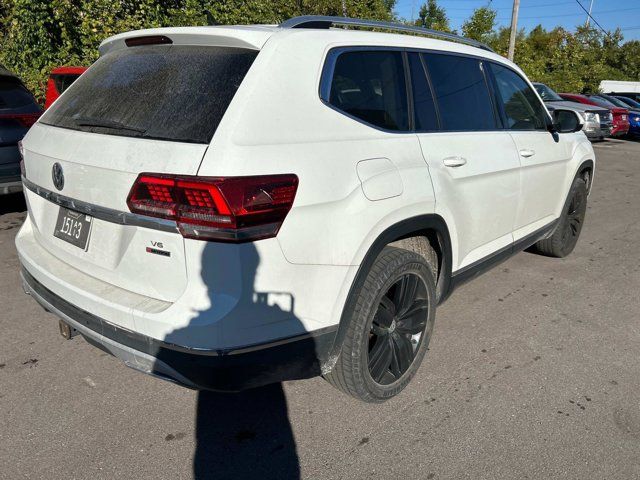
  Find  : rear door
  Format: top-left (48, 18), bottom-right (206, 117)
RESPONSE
top-left (412, 52), bottom-right (520, 271)
top-left (487, 62), bottom-right (571, 239)
top-left (23, 42), bottom-right (258, 303)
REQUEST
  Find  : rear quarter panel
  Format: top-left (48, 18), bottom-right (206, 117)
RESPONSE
top-left (197, 31), bottom-right (437, 267)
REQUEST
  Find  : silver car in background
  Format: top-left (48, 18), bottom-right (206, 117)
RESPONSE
top-left (534, 82), bottom-right (612, 141)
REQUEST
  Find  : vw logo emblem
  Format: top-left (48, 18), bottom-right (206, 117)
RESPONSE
top-left (52, 162), bottom-right (64, 191)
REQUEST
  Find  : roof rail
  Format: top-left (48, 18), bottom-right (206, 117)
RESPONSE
top-left (279, 15), bottom-right (494, 53)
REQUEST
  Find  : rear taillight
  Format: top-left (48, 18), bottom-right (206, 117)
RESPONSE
top-left (127, 173), bottom-right (299, 242)
top-left (0, 112), bottom-right (42, 128)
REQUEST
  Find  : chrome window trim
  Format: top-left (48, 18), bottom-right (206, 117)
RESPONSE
top-left (22, 176), bottom-right (179, 233)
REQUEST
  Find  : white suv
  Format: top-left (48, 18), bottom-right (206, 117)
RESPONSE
top-left (17, 16), bottom-right (595, 402)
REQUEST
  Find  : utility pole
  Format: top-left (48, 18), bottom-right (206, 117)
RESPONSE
top-left (585, 0), bottom-right (595, 28)
top-left (341, 0), bottom-right (347, 17)
top-left (507, 0), bottom-right (520, 61)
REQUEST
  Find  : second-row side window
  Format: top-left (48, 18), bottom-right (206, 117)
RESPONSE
top-left (325, 48), bottom-right (546, 133)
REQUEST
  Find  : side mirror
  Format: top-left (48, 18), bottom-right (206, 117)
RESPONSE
top-left (548, 109), bottom-right (584, 134)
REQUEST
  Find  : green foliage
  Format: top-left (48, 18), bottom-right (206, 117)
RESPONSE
top-left (1, 0), bottom-right (639, 103)
top-left (461, 6), bottom-right (496, 43)
top-left (0, 0), bottom-right (396, 102)
top-left (414, 0), bottom-right (450, 33)
top-left (486, 23), bottom-right (640, 93)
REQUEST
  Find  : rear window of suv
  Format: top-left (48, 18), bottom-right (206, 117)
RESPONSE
top-left (40, 45), bottom-right (258, 144)
top-left (0, 78), bottom-right (37, 109)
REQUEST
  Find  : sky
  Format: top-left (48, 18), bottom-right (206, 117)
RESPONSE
top-left (394, 0), bottom-right (640, 41)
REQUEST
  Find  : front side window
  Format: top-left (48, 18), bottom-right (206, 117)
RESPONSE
top-left (326, 50), bottom-right (409, 131)
top-left (491, 64), bottom-right (548, 131)
top-left (422, 53), bottom-right (497, 131)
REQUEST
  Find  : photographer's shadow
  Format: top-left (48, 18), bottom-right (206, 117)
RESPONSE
top-left (156, 242), bottom-right (321, 479)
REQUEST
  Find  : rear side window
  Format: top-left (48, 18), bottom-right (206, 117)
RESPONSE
top-left (490, 63), bottom-right (548, 130)
top-left (407, 53), bottom-right (438, 131)
top-left (422, 54), bottom-right (497, 131)
top-left (52, 74), bottom-right (82, 94)
top-left (326, 50), bottom-right (409, 131)
top-left (40, 45), bottom-right (258, 144)
top-left (0, 79), bottom-right (37, 109)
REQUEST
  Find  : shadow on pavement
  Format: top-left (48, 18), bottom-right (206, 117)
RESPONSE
top-left (193, 385), bottom-right (300, 479)
top-left (154, 241), bottom-right (323, 479)
top-left (0, 192), bottom-right (26, 215)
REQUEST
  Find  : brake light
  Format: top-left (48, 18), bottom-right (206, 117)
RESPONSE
top-left (127, 174), bottom-right (299, 242)
top-left (125, 35), bottom-right (172, 47)
top-left (0, 112), bottom-right (41, 128)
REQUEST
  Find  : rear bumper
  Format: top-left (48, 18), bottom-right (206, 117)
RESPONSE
top-left (21, 267), bottom-right (336, 391)
top-left (611, 124), bottom-right (630, 137)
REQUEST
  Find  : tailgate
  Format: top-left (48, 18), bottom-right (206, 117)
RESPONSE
top-left (22, 124), bottom-right (206, 302)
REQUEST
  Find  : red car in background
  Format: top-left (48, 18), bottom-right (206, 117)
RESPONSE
top-left (560, 93), bottom-right (630, 137)
top-left (44, 66), bottom-right (87, 109)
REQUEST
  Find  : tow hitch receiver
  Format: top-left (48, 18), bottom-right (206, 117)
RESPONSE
top-left (58, 320), bottom-right (78, 340)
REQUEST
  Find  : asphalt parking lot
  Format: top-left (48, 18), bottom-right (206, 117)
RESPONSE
top-left (2, 138), bottom-right (640, 479)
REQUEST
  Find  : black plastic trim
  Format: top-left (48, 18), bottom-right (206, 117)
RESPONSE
top-left (449, 219), bottom-right (558, 292)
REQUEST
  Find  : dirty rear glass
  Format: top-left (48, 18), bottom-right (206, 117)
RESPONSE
top-left (40, 45), bottom-right (258, 144)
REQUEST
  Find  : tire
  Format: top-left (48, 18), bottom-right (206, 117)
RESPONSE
top-left (534, 176), bottom-right (588, 258)
top-left (325, 246), bottom-right (437, 403)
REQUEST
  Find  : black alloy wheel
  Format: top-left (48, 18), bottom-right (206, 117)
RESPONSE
top-left (368, 273), bottom-right (429, 385)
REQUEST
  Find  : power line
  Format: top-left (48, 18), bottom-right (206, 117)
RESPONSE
top-left (574, 0), bottom-right (608, 35)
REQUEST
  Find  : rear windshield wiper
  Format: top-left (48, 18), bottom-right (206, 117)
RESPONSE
top-left (72, 116), bottom-right (146, 134)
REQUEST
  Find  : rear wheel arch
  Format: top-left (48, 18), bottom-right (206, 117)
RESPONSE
top-left (577, 159), bottom-right (594, 193)
top-left (325, 215), bottom-right (453, 370)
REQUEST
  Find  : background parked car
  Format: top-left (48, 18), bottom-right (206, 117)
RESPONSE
top-left (613, 95), bottom-right (640, 111)
top-left (560, 93), bottom-right (629, 137)
top-left (0, 65), bottom-right (41, 194)
top-left (533, 82), bottom-right (611, 141)
top-left (44, 66), bottom-right (87, 109)
top-left (591, 94), bottom-right (640, 139)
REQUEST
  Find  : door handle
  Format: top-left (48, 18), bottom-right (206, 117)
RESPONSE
top-left (519, 149), bottom-right (536, 158)
top-left (442, 156), bottom-right (467, 168)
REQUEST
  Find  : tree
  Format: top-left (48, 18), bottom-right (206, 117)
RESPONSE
top-left (414, 0), bottom-right (450, 33)
top-left (461, 6), bottom-right (496, 43)
top-left (0, 0), bottom-right (397, 102)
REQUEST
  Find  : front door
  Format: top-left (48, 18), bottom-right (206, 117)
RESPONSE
top-left (488, 62), bottom-right (571, 240)
top-left (410, 52), bottom-right (521, 271)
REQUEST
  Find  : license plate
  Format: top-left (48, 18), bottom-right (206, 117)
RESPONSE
top-left (54, 207), bottom-right (92, 250)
